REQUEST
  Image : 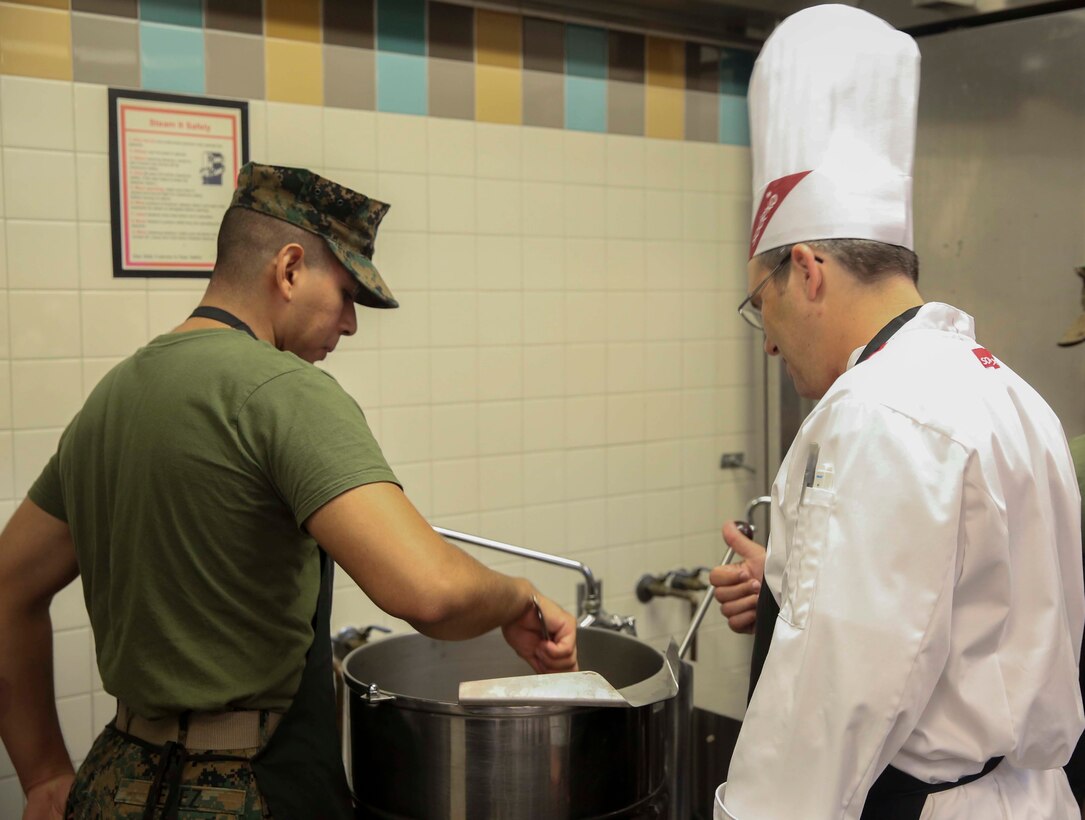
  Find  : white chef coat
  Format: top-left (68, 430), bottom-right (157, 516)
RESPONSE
top-left (715, 302), bottom-right (1084, 819)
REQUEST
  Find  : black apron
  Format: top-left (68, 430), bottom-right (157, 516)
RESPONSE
top-left (191, 307), bottom-right (354, 819)
top-left (251, 549), bottom-right (353, 820)
top-left (746, 306), bottom-right (1002, 819)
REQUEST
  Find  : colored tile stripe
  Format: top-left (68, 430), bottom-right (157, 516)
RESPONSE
top-left (377, 0), bottom-right (424, 56)
top-left (477, 9), bottom-right (521, 69)
top-left (141, 0), bottom-right (202, 28)
top-left (566, 24), bottom-right (605, 80)
top-left (0, 0), bottom-right (754, 145)
top-left (566, 75), bottom-right (604, 132)
top-left (140, 21), bottom-right (204, 93)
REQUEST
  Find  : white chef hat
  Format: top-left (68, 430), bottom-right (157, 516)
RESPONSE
top-left (747, 4), bottom-right (921, 259)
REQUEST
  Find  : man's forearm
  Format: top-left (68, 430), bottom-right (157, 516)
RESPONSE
top-left (407, 553), bottom-right (534, 640)
top-left (0, 602), bottom-right (73, 793)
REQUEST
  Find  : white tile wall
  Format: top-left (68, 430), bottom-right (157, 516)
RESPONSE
top-left (7, 221), bottom-right (81, 289)
top-left (323, 108), bottom-right (377, 171)
top-left (3, 148), bottom-right (78, 221)
top-left (428, 234), bottom-right (475, 290)
top-left (427, 118), bottom-right (475, 177)
top-left (0, 80), bottom-right (764, 794)
top-left (0, 77), bottom-right (74, 152)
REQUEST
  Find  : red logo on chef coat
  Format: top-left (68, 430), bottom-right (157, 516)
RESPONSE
top-left (749, 170), bottom-right (812, 258)
top-left (972, 347), bottom-right (1000, 369)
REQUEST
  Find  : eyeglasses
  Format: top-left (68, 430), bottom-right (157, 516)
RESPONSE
top-left (737, 254), bottom-right (823, 330)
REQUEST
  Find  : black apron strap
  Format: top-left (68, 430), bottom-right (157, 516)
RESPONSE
top-left (855, 305), bottom-right (922, 365)
top-left (251, 549), bottom-right (353, 820)
top-left (747, 305), bottom-right (924, 703)
top-left (747, 582), bottom-right (780, 704)
top-left (189, 306), bottom-right (258, 341)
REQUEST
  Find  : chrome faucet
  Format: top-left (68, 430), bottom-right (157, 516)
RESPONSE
top-left (433, 526), bottom-right (637, 636)
top-left (745, 495), bottom-right (772, 533)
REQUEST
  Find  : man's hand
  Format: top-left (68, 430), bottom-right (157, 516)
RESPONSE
top-left (501, 592), bottom-right (578, 674)
top-left (709, 520), bottom-right (767, 634)
top-left (23, 772), bottom-right (74, 820)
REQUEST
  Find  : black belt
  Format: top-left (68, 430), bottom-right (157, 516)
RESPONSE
top-left (860, 756), bottom-right (1004, 819)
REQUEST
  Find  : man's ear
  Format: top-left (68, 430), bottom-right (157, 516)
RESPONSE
top-left (792, 243), bottom-right (823, 302)
top-left (273, 243), bottom-right (306, 301)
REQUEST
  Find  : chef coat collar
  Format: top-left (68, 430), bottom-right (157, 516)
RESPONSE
top-left (845, 302), bottom-right (976, 370)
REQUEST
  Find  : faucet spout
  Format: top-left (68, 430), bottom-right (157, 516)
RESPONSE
top-left (432, 526), bottom-right (637, 633)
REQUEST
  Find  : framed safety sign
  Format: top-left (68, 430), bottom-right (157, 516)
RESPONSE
top-left (108, 89), bottom-right (248, 278)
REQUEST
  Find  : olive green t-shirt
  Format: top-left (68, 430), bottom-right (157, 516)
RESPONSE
top-left (30, 329), bottom-right (398, 718)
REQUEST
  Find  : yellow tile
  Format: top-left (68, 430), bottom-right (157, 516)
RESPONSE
top-left (0, 5), bottom-right (72, 80)
top-left (477, 9), bottom-right (521, 69)
top-left (266, 39), bottom-right (323, 105)
top-left (646, 36), bottom-right (684, 90)
top-left (6, 0), bottom-right (69, 8)
top-left (645, 85), bottom-right (684, 140)
top-left (476, 64), bottom-right (521, 125)
top-left (265, 0), bottom-right (320, 43)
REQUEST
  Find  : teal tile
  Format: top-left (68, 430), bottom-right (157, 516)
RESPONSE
top-left (720, 93), bottom-right (749, 146)
top-left (377, 0), bottom-right (425, 56)
top-left (141, 0), bottom-right (202, 27)
top-left (377, 52), bottom-right (427, 115)
top-left (566, 24), bottom-right (606, 80)
top-left (140, 22), bottom-right (205, 93)
top-left (566, 76), bottom-right (605, 133)
top-left (720, 48), bottom-right (755, 96)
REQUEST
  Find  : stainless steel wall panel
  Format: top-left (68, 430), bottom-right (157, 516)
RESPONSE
top-left (914, 10), bottom-right (1085, 436)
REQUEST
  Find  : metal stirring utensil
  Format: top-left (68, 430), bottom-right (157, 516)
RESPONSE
top-left (677, 521), bottom-right (755, 659)
top-left (532, 594), bottom-right (551, 642)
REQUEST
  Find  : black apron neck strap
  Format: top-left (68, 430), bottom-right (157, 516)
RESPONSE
top-left (748, 304), bottom-right (925, 704)
top-left (189, 306), bottom-right (257, 341)
top-left (856, 305), bottom-right (923, 365)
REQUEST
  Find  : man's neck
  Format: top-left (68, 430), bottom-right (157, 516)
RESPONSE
top-left (832, 278), bottom-right (924, 369)
top-left (172, 289), bottom-right (273, 344)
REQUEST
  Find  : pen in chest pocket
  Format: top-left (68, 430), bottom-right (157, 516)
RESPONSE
top-left (799, 444), bottom-right (820, 506)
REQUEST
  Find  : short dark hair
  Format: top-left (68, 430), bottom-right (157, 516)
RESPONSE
top-left (756, 239), bottom-right (919, 285)
top-left (212, 207), bottom-right (334, 286)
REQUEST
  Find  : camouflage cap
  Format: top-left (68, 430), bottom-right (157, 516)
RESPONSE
top-left (230, 162), bottom-right (397, 309)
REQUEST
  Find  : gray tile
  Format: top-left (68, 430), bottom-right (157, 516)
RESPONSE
top-left (523, 17), bottom-right (563, 74)
top-left (607, 80), bottom-right (643, 137)
top-left (325, 46), bottom-right (376, 111)
top-left (428, 57), bottom-right (473, 121)
top-left (685, 43), bottom-right (719, 93)
top-left (73, 0), bottom-right (137, 17)
top-left (608, 30), bottom-right (644, 84)
top-left (206, 0), bottom-right (263, 36)
top-left (206, 31), bottom-right (264, 101)
top-left (523, 70), bottom-right (562, 128)
top-left (325, 0), bottom-right (374, 49)
top-left (428, 2), bottom-right (472, 62)
top-left (72, 13), bottom-right (139, 87)
top-left (685, 90), bottom-right (718, 143)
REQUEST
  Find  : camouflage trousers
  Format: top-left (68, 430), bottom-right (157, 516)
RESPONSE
top-left (65, 721), bottom-right (272, 820)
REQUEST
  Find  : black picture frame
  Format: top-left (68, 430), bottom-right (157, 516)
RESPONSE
top-left (108, 88), bottom-right (249, 279)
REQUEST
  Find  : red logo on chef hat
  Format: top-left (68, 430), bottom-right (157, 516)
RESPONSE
top-left (749, 170), bottom-right (812, 259)
top-left (972, 347), bottom-right (1000, 369)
